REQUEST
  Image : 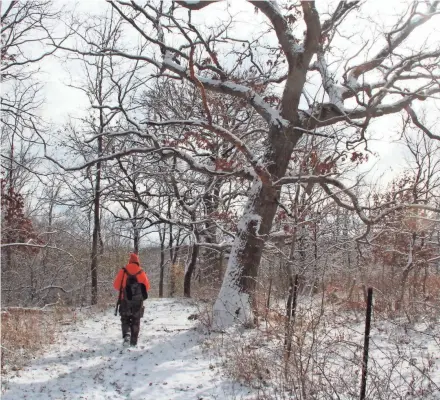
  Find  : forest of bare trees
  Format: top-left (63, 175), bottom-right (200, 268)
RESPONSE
top-left (2, 1), bottom-right (440, 396)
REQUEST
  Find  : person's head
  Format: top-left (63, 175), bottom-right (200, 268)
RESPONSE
top-left (128, 252), bottom-right (140, 265)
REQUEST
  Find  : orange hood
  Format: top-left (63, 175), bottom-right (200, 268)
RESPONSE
top-left (129, 253), bottom-right (140, 265)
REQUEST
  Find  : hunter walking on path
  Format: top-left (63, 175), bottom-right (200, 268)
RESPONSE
top-left (114, 253), bottom-right (150, 347)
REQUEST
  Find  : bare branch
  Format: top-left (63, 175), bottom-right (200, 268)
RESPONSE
top-left (405, 105), bottom-right (440, 141)
top-left (174, 0), bottom-right (220, 11)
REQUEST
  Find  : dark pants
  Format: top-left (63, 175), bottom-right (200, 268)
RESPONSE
top-left (119, 301), bottom-right (144, 346)
top-left (121, 314), bottom-right (141, 345)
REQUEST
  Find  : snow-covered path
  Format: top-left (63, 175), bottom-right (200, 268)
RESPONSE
top-left (2, 299), bottom-right (251, 400)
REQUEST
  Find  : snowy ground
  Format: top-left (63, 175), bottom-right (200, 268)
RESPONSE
top-left (1, 298), bottom-right (253, 400)
top-left (4, 298), bottom-right (439, 400)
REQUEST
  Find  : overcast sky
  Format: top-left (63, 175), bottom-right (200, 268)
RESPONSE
top-left (16, 0), bottom-right (440, 186)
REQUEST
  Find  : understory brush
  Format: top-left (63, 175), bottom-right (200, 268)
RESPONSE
top-left (1, 298), bottom-right (77, 384)
top-left (203, 292), bottom-right (440, 400)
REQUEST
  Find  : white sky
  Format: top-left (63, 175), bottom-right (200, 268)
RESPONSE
top-left (7, 0), bottom-right (440, 187)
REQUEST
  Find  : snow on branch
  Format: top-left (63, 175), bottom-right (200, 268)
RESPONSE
top-left (33, 117), bottom-right (234, 177)
top-left (53, 2), bottom-right (288, 128)
top-left (276, 174), bottom-right (440, 226)
top-left (308, 2), bottom-right (440, 119)
top-left (174, 0), bottom-right (220, 11)
top-left (0, 241), bottom-right (78, 260)
top-left (84, 130), bottom-right (158, 144)
top-left (405, 105), bottom-right (440, 141)
top-left (46, 144), bottom-right (250, 179)
top-left (301, 87), bottom-right (440, 128)
top-left (313, 53), bottom-right (345, 110)
top-left (321, 1), bottom-right (360, 36)
top-left (194, 241), bottom-right (232, 251)
top-left (346, 1), bottom-right (440, 86)
top-left (162, 51), bottom-right (288, 128)
top-left (141, 119), bottom-right (271, 183)
top-left (249, 0), bottom-right (302, 66)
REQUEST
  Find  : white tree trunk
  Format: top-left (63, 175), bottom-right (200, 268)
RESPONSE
top-left (213, 179), bottom-right (262, 329)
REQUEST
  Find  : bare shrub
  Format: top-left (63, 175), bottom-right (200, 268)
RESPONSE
top-left (1, 308), bottom-right (55, 374)
top-left (169, 262), bottom-right (185, 297)
top-left (208, 289), bottom-right (440, 400)
top-left (1, 299), bottom-right (78, 377)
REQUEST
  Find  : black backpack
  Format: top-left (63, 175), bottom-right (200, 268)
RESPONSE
top-left (122, 268), bottom-right (144, 307)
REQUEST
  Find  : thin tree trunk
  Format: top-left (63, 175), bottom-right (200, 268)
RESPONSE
top-left (90, 100), bottom-right (103, 305)
top-left (168, 222), bottom-right (176, 297)
top-left (202, 179), bottom-right (221, 283)
top-left (184, 239), bottom-right (199, 298)
top-left (4, 134), bottom-right (15, 274)
top-left (42, 192), bottom-right (54, 275)
top-left (133, 225), bottom-right (140, 254)
top-left (90, 155), bottom-right (101, 305)
top-left (312, 221), bottom-right (319, 294)
top-left (90, 51), bottom-right (109, 306)
top-left (169, 232), bottom-right (183, 297)
top-left (422, 265), bottom-right (428, 299)
top-left (132, 161), bottom-right (140, 254)
top-left (159, 227), bottom-right (166, 298)
top-left (266, 277), bottom-right (272, 310)
top-left (284, 188), bottom-right (300, 361)
top-left (397, 234), bottom-right (416, 310)
top-left (172, 231), bottom-right (181, 265)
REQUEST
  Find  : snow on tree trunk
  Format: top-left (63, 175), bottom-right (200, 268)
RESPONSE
top-left (213, 180), bottom-right (262, 327)
top-left (213, 178), bottom-right (281, 327)
top-left (213, 122), bottom-right (301, 328)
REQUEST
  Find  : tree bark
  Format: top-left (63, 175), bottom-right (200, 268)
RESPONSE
top-left (183, 240), bottom-right (199, 297)
top-left (159, 227), bottom-right (166, 298)
top-left (212, 2), bottom-right (320, 327)
top-left (90, 99), bottom-right (103, 305)
top-left (131, 158), bottom-right (141, 254)
top-left (90, 153), bottom-right (101, 305)
top-left (133, 225), bottom-right (140, 254)
top-left (213, 125), bottom-right (302, 326)
top-left (202, 179), bottom-right (221, 283)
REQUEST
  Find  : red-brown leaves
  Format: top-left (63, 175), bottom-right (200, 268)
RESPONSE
top-left (1, 179), bottom-right (41, 252)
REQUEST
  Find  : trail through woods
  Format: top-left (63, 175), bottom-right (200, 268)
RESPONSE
top-left (2, 299), bottom-right (252, 400)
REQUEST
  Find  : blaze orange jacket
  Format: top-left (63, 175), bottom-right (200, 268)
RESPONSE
top-left (113, 254), bottom-right (150, 296)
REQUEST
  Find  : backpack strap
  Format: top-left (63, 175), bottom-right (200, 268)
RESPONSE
top-left (123, 268), bottom-right (142, 278)
top-left (120, 268), bottom-right (127, 286)
top-left (116, 268), bottom-right (126, 308)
